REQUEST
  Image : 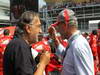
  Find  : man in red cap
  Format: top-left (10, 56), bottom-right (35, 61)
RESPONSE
top-left (49, 8), bottom-right (94, 75)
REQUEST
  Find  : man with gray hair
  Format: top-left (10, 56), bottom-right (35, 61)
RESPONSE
top-left (3, 11), bottom-right (50, 75)
top-left (49, 8), bottom-right (94, 75)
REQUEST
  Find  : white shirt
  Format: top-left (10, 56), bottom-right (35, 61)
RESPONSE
top-left (56, 40), bottom-right (66, 59)
top-left (61, 32), bottom-right (94, 75)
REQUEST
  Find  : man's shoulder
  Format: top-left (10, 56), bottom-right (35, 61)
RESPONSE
top-left (8, 38), bottom-right (26, 47)
top-left (5, 38), bottom-right (30, 54)
top-left (71, 35), bottom-right (90, 51)
top-left (73, 35), bottom-right (88, 45)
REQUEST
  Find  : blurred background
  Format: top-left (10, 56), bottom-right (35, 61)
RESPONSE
top-left (0, 0), bottom-right (100, 32)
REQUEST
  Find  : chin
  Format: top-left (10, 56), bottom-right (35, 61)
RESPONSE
top-left (30, 39), bottom-right (36, 44)
top-left (33, 39), bottom-right (37, 43)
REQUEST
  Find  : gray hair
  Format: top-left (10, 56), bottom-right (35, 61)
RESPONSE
top-left (18, 11), bottom-right (39, 30)
top-left (16, 11), bottom-right (39, 37)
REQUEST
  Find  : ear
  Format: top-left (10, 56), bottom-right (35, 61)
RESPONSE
top-left (24, 25), bottom-right (31, 34)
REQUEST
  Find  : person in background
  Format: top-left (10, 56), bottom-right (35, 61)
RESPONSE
top-left (97, 28), bottom-right (100, 73)
top-left (3, 11), bottom-right (50, 75)
top-left (82, 32), bottom-right (90, 41)
top-left (0, 29), bottom-right (10, 50)
top-left (49, 8), bottom-right (94, 75)
top-left (89, 30), bottom-right (99, 75)
top-left (0, 29), bottom-right (11, 75)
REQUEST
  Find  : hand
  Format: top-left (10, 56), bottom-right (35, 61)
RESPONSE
top-left (48, 26), bottom-right (59, 41)
top-left (39, 51), bottom-right (51, 67)
top-left (48, 26), bottom-right (57, 37)
top-left (34, 51), bottom-right (51, 75)
top-left (48, 26), bottom-right (61, 45)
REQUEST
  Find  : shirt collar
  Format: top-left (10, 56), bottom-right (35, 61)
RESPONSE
top-left (68, 30), bottom-right (80, 42)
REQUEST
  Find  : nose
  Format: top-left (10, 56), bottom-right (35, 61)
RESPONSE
top-left (39, 29), bottom-right (43, 34)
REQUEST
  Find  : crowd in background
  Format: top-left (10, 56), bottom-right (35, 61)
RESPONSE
top-left (46, 1), bottom-right (100, 10)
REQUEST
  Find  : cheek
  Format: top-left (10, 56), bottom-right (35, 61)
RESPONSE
top-left (30, 29), bottom-right (36, 38)
top-left (32, 28), bottom-right (40, 37)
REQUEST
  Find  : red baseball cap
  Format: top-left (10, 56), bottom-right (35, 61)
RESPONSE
top-left (51, 8), bottom-right (78, 27)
